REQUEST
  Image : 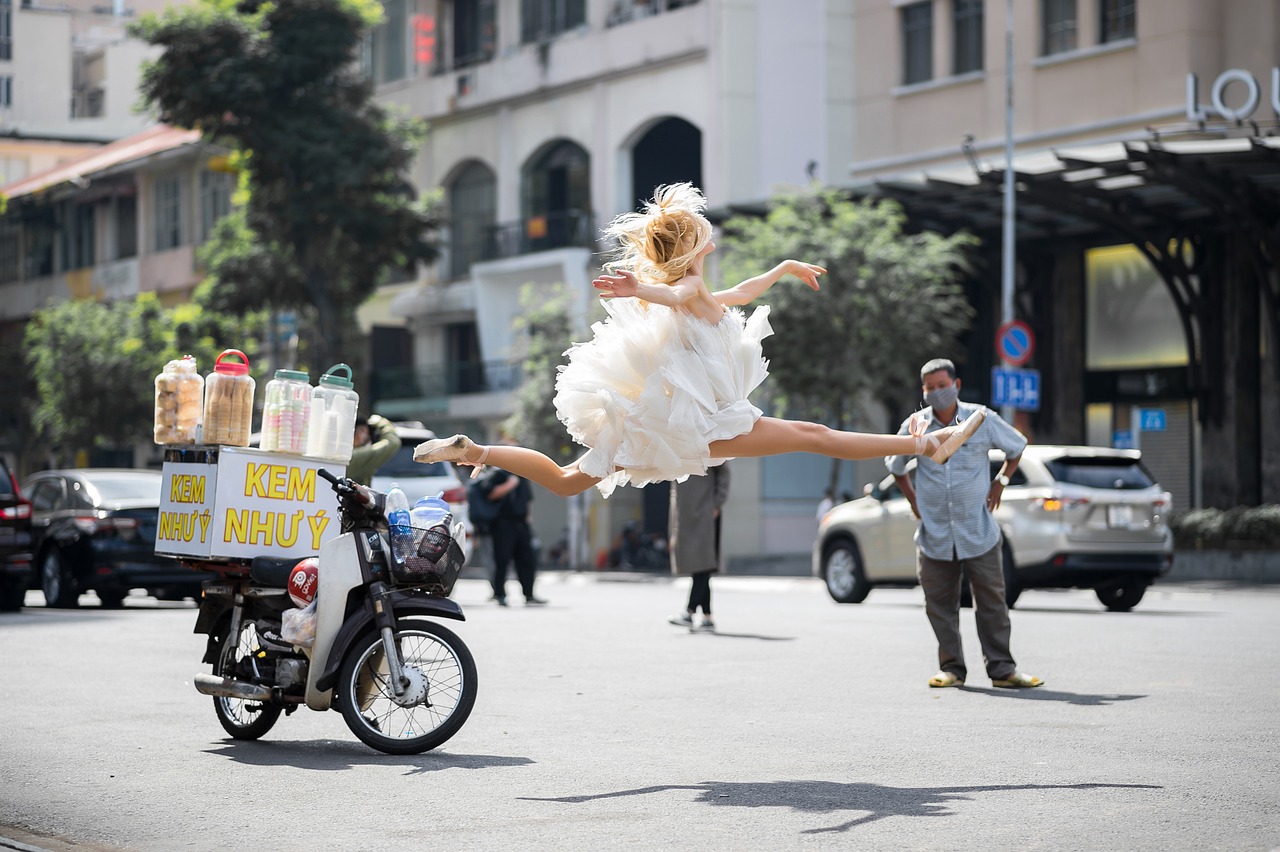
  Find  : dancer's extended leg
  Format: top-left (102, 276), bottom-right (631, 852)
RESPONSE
top-left (481, 447), bottom-right (600, 497)
top-left (709, 414), bottom-right (981, 463)
top-left (709, 417), bottom-right (914, 460)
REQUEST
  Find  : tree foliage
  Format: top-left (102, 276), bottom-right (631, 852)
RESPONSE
top-left (23, 293), bottom-right (264, 456)
top-left (504, 285), bottom-right (578, 465)
top-left (722, 189), bottom-right (978, 428)
top-left (130, 0), bottom-right (439, 368)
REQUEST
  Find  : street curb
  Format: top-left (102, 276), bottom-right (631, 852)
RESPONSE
top-left (468, 550), bottom-right (1280, 582)
top-left (0, 836), bottom-right (55, 852)
top-left (1166, 549), bottom-right (1280, 583)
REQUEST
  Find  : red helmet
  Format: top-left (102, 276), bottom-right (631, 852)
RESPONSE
top-left (288, 558), bottom-right (319, 606)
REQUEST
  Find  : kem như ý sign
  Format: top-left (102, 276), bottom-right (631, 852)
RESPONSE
top-left (156, 447), bottom-right (344, 561)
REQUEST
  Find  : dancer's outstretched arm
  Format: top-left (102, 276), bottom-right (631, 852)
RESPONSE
top-left (713, 260), bottom-right (824, 306)
top-left (593, 268), bottom-right (698, 307)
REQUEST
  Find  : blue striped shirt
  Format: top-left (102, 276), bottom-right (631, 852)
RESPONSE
top-left (886, 402), bottom-right (1027, 562)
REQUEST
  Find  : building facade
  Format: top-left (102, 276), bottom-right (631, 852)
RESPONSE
top-left (368, 0), bottom-right (1280, 562)
top-left (847, 0), bottom-right (1280, 512)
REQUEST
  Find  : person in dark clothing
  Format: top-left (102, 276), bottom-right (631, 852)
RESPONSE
top-left (476, 467), bottom-right (545, 607)
top-left (667, 463), bottom-right (730, 633)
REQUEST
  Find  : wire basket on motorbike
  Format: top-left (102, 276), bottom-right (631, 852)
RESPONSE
top-left (387, 524), bottom-right (466, 596)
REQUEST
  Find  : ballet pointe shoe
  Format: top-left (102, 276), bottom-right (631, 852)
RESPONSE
top-left (413, 435), bottom-right (489, 478)
top-left (915, 409), bottom-right (986, 464)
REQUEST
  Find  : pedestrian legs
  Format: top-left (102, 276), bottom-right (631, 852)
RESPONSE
top-left (917, 550), bottom-right (967, 680)
top-left (963, 540), bottom-right (1016, 680)
top-left (510, 519), bottom-right (538, 600)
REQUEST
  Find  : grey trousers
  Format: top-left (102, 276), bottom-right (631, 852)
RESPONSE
top-left (917, 540), bottom-right (1016, 681)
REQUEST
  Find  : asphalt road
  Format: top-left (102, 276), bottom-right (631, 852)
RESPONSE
top-left (1, 575), bottom-right (1278, 851)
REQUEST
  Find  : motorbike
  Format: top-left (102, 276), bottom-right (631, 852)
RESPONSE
top-left (184, 469), bottom-right (477, 754)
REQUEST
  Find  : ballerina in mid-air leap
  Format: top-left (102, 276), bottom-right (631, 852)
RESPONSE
top-left (414, 183), bottom-right (983, 498)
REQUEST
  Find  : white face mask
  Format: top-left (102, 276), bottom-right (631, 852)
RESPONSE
top-left (924, 384), bottom-right (959, 411)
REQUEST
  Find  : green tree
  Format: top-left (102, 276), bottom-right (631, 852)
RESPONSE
top-left (721, 189), bottom-right (977, 489)
top-left (23, 293), bottom-right (263, 459)
top-left (130, 0), bottom-right (439, 369)
top-left (504, 284), bottom-right (578, 464)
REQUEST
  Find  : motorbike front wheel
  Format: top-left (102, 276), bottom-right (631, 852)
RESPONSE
top-left (212, 617), bottom-right (283, 740)
top-left (336, 618), bottom-right (477, 755)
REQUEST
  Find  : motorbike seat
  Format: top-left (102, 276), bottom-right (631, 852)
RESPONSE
top-left (250, 556), bottom-right (303, 588)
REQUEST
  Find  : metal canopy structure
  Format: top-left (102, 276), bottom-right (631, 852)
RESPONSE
top-left (855, 135), bottom-right (1280, 427)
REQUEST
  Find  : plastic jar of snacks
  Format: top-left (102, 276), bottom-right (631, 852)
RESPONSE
top-left (153, 355), bottom-right (204, 445)
top-left (261, 369), bottom-right (312, 454)
top-left (203, 349), bottom-right (255, 447)
top-left (305, 363), bottom-right (359, 463)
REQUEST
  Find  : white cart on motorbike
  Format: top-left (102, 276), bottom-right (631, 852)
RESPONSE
top-left (157, 446), bottom-right (477, 754)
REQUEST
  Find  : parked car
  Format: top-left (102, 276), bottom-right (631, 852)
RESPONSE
top-left (22, 468), bottom-right (202, 608)
top-left (814, 445), bottom-right (1174, 612)
top-left (0, 456), bottom-right (33, 612)
top-left (370, 423), bottom-right (472, 554)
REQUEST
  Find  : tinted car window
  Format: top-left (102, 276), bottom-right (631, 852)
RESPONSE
top-left (1045, 457), bottom-right (1155, 490)
top-left (987, 461), bottom-right (1028, 486)
top-left (29, 479), bottom-right (65, 511)
top-left (377, 446), bottom-right (451, 479)
top-left (0, 460), bottom-right (14, 498)
top-left (82, 474), bottom-right (162, 502)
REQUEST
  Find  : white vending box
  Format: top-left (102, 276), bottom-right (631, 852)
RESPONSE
top-left (156, 446), bottom-right (346, 561)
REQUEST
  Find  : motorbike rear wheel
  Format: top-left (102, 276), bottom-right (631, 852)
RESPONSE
top-left (336, 618), bottom-right (477, 755)
top-left (212, 617), bottom-right (282, 740)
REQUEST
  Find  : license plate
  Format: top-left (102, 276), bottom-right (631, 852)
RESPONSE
top-left (202, 582), bottom-right (235, 598)
top-left (1107, 505), bottom-right (1133, 528)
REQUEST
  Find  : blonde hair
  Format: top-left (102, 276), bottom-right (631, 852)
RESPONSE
top-left (604, 183), bottom-right (713, 284)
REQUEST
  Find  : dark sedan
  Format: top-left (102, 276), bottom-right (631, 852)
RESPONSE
top-left (0, 456), bottom-right (33, 612)
top-left (22, 468), bottom-right (201, 608)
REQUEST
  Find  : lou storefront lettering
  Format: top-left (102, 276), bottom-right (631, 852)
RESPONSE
top-left (1186, 68), bottom-right (1280, 121)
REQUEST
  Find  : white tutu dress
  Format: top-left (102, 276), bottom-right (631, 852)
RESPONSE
top-left (554, 298), bottom-right (774, 497)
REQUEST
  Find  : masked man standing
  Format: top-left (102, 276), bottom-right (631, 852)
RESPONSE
top-left (886, 358), bottom-right (1043, 690)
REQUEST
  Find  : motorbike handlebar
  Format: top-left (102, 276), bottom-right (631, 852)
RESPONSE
top-left (317, 468), bottom-right (375, 508)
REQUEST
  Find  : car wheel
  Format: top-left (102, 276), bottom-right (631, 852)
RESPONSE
top-left (97, 588), bottom-right (128, 608)
top-left (0, 580), bottom-right (24, 612)
top-left (1096, 582), bottom-right (1147, 612)
top-left (822, 539), bottom-right (871, 604)
top-left (1002, 542), bottom-right (1022, 609)
top-left (40, 548), bottom-right (79, 608)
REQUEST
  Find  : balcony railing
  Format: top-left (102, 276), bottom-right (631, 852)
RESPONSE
top-left (372, 359), bottom-right (524, 406)
top-left (487, 209), bottom-right (596, 260)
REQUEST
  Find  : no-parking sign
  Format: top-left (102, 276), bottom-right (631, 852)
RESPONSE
top-left (996, 320), bottom-right (1035, 367)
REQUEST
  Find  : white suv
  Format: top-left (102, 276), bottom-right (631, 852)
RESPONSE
top-left (813, 445), bottom-right (1174, 611)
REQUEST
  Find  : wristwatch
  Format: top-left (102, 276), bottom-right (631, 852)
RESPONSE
top-left (995, 474), bottom-right (1011, 487)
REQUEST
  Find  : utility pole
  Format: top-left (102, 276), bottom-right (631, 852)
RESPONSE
top-left (1001, 0), bottom-right (1016, 423)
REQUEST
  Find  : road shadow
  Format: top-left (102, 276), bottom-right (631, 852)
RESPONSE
top-left (864, 600), bottom-right (1213, 617)
top-left (203, 739), bottom-right (534, 774)
top-left (955, 686), bottom-right (1146, 706)
top-left (677, 630), bottom-right (795, 642)
top-left (520, 780), bottom-right (1162, 834)
top-left (1008, 606), bottom-right (1215, 617)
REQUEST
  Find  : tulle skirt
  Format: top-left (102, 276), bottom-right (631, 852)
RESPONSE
top-left (553, 299), bottom-right (773, 497)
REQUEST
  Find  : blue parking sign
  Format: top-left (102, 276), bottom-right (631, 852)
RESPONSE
top-left (1139, 408), bottom-right (1166, 431)
top-left (991, 367), bottom-right (1041, 412)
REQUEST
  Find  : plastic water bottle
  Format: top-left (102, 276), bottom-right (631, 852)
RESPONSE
top-left (385, 486), bottom-right (413, 560)
top-left (409, 493), bottom-right (453, 562)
